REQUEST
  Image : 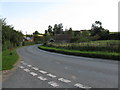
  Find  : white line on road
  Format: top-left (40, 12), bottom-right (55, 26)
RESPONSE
top-left (23, 69), bottom-right (30, 72)
top-left (32, 67), bottom-right (39, 70)
top-left (18, 66), bottom-right (24, 69)
top-left (39, 70), bottom-right (47, 74)
top-left (30, 72), bottom-right (37, 76)
top-left (74, 83), bottom-right (92, 89)
top-left (48, 81), bottom-right (59, 87)
top-left (58, 78), bottom-right (71, 83)
top-left (38, 76), bottom-right (47, 81)
top-left (47, 73), bottom-right (57, 78)
top-left (27, 65), bottom-right (32, 67)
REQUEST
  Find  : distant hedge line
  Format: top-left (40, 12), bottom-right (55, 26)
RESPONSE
top-left (38, 45), bottom-right (120, 61)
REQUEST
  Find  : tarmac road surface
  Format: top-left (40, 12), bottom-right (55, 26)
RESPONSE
top-left (3, 44), bottom-right (118, 88)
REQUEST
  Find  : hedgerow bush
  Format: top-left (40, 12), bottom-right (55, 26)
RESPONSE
top-left (46, 40), bottom-right (120, 53)
top-left (38, 45), bottom-right (120, 60)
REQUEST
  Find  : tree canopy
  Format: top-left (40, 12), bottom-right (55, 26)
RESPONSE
top-left (1, 18), bottom-right (23, 50)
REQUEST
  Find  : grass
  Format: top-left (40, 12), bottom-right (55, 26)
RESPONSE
top-left (1, 41), bottom-right (35, 71)
top-left (38, 45), bottom-right (120, 60)
top-left (2, 48), bottom-right (19, 70)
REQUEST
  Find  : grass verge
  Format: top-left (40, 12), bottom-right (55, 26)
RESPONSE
top-left (2, 48), bottom-right (19, 70)
top-left (38, 45), bottom-right (120, 61)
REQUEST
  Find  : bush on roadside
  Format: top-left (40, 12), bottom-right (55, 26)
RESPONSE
top-left (38, 45), bottom-right (120, 60)
top-left (45, 40), bottom-right (120, 53)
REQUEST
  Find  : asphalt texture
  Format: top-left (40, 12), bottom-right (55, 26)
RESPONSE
top-left (3, 44), bottom-right (118, 88)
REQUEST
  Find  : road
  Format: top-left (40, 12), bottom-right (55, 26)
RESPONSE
top-left (3, 45), bottom-right (118, 88)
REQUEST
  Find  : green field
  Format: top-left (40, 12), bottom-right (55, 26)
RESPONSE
top-left (2, 48), bottom-right (19, 70)
top-left (2, 41), bottom-right (35, 70)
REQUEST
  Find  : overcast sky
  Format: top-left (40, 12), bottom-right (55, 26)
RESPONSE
top-left (1, 0), bottom-right (119, 34)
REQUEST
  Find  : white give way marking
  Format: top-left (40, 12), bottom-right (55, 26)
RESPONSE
top-left (30, 72), bottom-right (37, 76)
top-left (38, 76), bottom-right (47, 81)
top-left (48, 81), bottom-right (59, 87)
top-left (74, 83), bottom-right (91, 89)
top-left (58, 78), bottom-right (71, 83)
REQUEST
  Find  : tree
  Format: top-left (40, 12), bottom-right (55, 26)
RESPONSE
top-left (53, 24), bottom-right (58, 35)
top-left (48, 25), bottom-right (52, 34)
top-left (53, 23), bottom-right (63, 34)
top-left (33, 30), bottom-right (39, 35)
top-left (91, 21), bottom-right (102, 36)
top-left (90, 21), bottom-right (109, 40)
top-left (1, 18), bottom-right (23, 50)
top-left (57, 23), bottom-right (63, 34)
top-left (45, 30), bottom-right (48, 35)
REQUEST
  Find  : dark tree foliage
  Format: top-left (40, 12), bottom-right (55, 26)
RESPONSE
top-left (53, 23), bottom-right (63, 34)
top-left (45, 30), bottom-right (48, 35)
top-left (1, 18), bottom-right (23, 50)
top-left (90, 21), bottom-right (109, 40)
top-left (33, 30), bottom-right (39, 35)
top-left (48, 25), bottom-right (53, 34)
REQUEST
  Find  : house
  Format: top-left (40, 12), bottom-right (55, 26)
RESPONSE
top-left (23, 36), bottom-right (33, 42)
top-left (37, 34), bottom-right (43, 37)
top-left (54, 34), bottom-right (72, 43)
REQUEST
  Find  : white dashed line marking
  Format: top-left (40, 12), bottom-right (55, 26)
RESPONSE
top-left (38, 76), bottom-right (47, 81)
top-left (19, 66), bottom-right (24, 69)
top-left (30, 72), bottom-right (37, 76)
top-left (74, 83), bottom-right (91, 89)
top-left (47, 73), bottom-right (57, 78)
top-left (19, 62), bottom-right (91, 89)
top-left (27, 65), bottom-right (32, 67)
top-left (48, 81), bottom-right (59, 87)
top-left (58, 78), bottom-right (71, 83)
top-left (39, 70), bottom-right (47, 74)
top-left (32, 67), bottom-right (39, 70)
top-left (23, 69), bottom-right (30, 72)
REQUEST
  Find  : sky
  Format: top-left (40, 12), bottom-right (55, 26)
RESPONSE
top-left (1, 0), bottom-right (119, 34)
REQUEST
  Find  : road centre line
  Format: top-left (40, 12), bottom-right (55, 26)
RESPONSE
top-left (30, 72), bottom-right (37, 76)
top-left (38, 76), bottom-right (47, 81)
top-left (58, 78), bottom-right (71, 83)
top-left (47, 73), bottom-right (57, 78)
top-left (48, 81), bottom-right (59, 87)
